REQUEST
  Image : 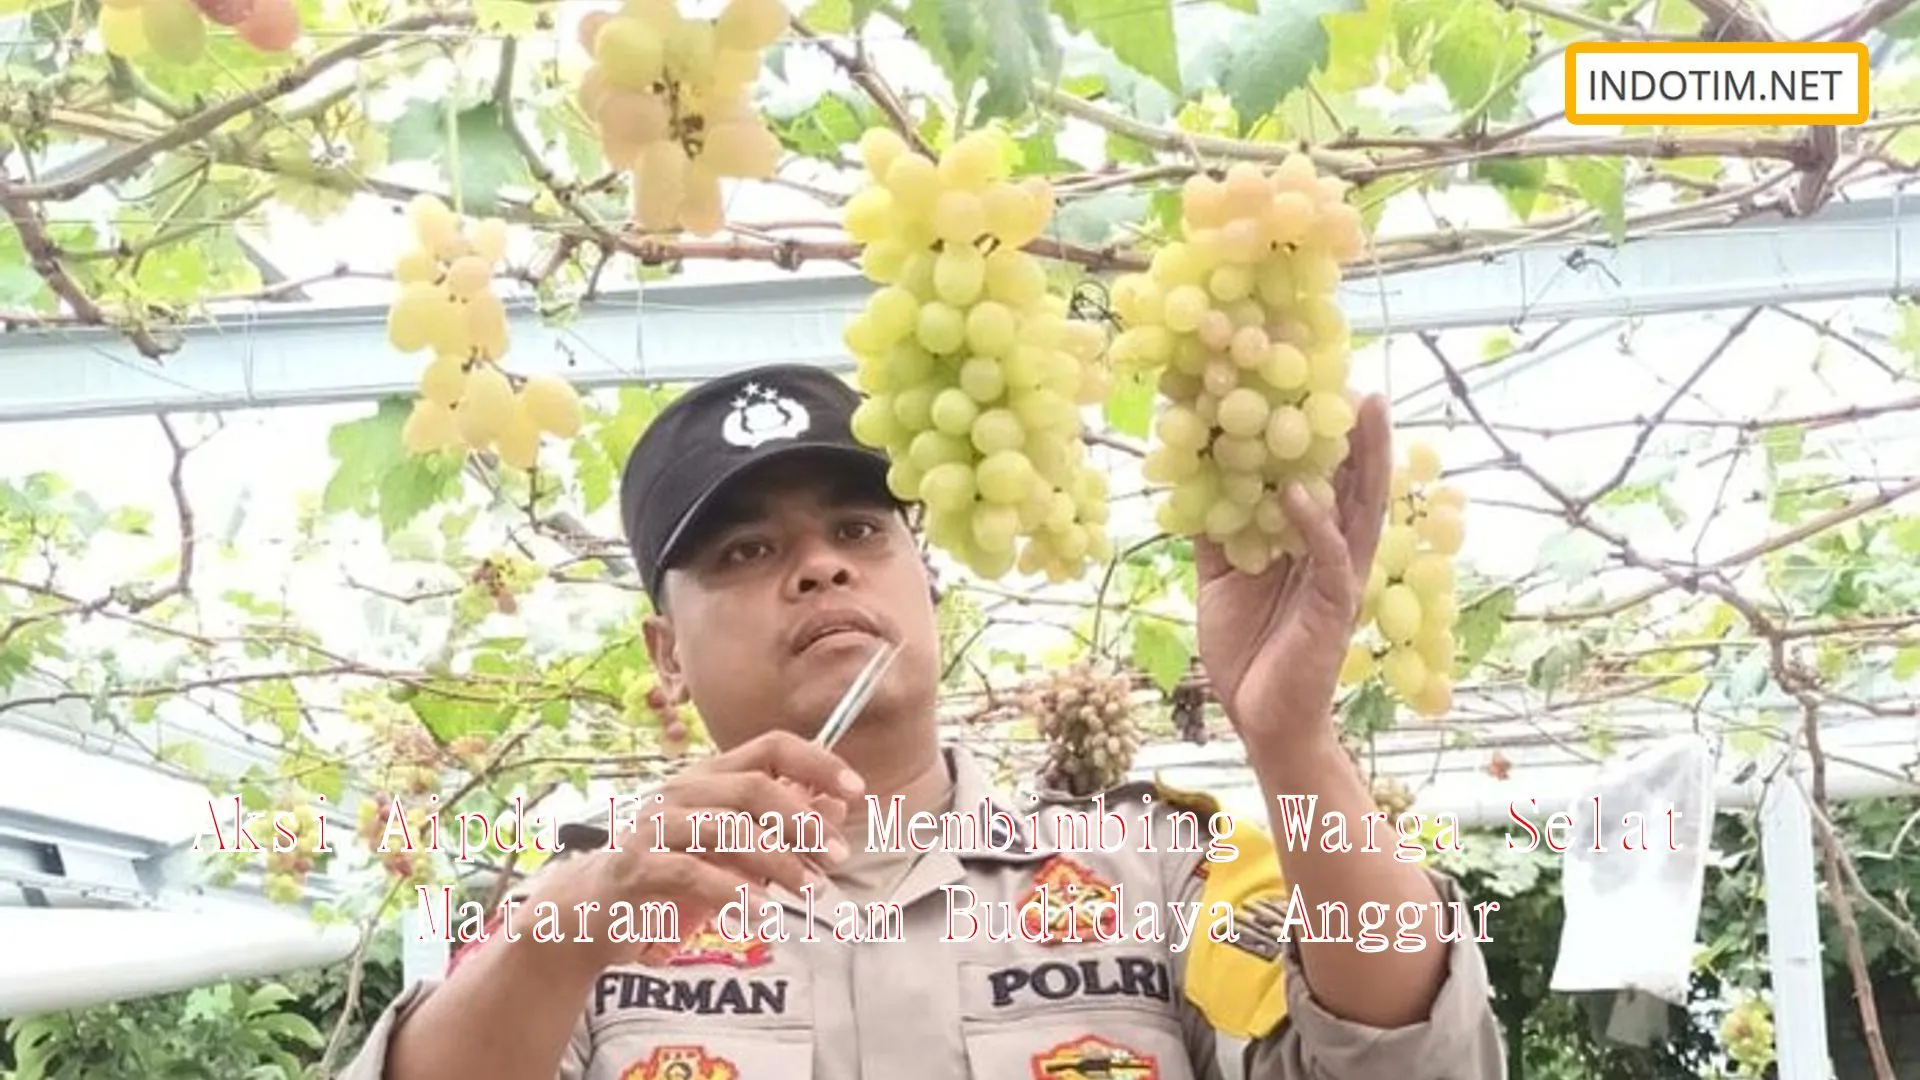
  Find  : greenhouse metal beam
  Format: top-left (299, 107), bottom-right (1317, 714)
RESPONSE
top-left (5, 195), bottom-right (1920, 422)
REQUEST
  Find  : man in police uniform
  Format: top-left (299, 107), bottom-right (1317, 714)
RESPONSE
top-left (343, 363), bottom-right (1507, 1080)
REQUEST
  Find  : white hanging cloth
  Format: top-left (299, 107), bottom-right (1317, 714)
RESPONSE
top-left (1548, 733), bottom-right (1718, 1045)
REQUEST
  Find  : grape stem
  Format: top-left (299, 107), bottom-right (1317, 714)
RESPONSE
top-left (790, 18), bottom-right (935, 160)
top-left (11, 11), bottom-right (479, 205)
top-left (0, 173), bottom-right (172, 359)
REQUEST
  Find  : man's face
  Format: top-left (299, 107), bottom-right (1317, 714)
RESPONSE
top-left (641, 455), bottom-right (940, 755)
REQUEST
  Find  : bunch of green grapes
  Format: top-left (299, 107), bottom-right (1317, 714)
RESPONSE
top-left (840, 127), bottom-right (1115, 583)
top-left (98, 0), bottom-right (299, 65)
top-left (1107, 155), bottom-right (1366, 576)
top-left (575, 0), bottom-right (786, 236)
top-left (1719, 997), bottom-right (1775, 1076)
top-left (388, 195), bottom-right (584, 468)
top-left (1340, 441), bottom-right (1466, 717)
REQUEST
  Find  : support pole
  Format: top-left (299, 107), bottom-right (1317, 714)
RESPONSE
top-left (1759, 765), bottom-right (1833, 1080)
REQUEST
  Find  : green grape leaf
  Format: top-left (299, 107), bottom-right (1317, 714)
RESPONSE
top-left (323, 398), bottom-right (466, 537)
top-left (905, 0), bottom-right (1061, 121)
top-left (1319, 0), bottom-right (1393, 93)
top-left (0, 225), bottom-right (48, 307)
top-left (802, 0), bottom-right (854, 31)
top-left (1052, 191), bottom-right (1148, 248)
top-left (1104, 371), bottom-right (1154, 439)
top-left (1216, 0), bottom-right (1347, 131)
top-left (1471, 157), bottom-right (1546, 218)
top-left (474, 0), bottom-right (538, 34)
top-left (1341, 680), bottom-right (1396, 735)
top-left (1651, 0), bottom-right (1702, 33)
top-left (388, 100), bottom-right (530, 215)
top-left (412, 691), bottom-right (511, 741)
top-left (1562, 156), bottom-right (1626, 243)
top-left (774, 92), bottom-right (874, 160)
top-left (1893, 645), bottom-right (1920, 681)
top-left (1456, 585), bottom-right (1514, 669)
top-left (1427, 0), bottom-right (1531, 119)
top-left (1130, 618), bottom-right (1192, 693)
top-left (1053, 0), bottom-right (1181, 96)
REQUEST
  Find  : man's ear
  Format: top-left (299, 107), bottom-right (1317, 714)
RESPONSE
top-left (641, 614), bottom-right (689, 704)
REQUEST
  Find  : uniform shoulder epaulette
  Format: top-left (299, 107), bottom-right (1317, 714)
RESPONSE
top-left (1178, 788), bottom-right (1292, 1043)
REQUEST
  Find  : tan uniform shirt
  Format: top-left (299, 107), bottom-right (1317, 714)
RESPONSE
top-left (341, 745), bottom-right (1507, 1080)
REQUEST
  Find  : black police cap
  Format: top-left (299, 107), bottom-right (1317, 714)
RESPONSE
top-left (618, 363), bottom-right (893, 602)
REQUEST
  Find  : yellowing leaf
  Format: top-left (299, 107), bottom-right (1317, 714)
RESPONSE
top-left (803, 0), bottom-right (854, 32)
top-left (1319, 0), bottom-right (1392, 92)
top-left (1424, 0), bottom-right (1532, 118)
top-left (1130, 618), bottom-right (1192, 693)
top-left (475, 0), bottom-right (539, 35)
top-left (1562, 156), bottom-right (1625, 243)
top-left (1652, 0), bottom-right (1703, 34)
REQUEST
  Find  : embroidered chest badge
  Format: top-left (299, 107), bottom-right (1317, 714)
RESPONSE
top-left (659, 919), bottom-right (772, 969)
top-left (1029, 1034), bottom-right (1157, 1080)
top-left (1019, 855), bottom-right (1121, 945)
top-left (620, 1045), bottom-right (739, 1080)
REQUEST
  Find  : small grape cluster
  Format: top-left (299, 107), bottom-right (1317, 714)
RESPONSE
top-left (374, 719), bottom-right (444, 799)
top-left (576, 0), bottom-right (787, 235)
top-left (447, 732), bottom-right (495, 770)
top-left (459, 553), bottom-right (544, 621)
top-left (1340, 441), bottom-right (1466, 718)
top-left (1719, 997), bottom-right (1775, 1076)
top-left (841, 127), bottom-right (1114, 583)
top-left (98, 0), bottom-right (299, 64)
top-left (1170, 679), bottom-right (1208, 745)
top-left (387, 195), bottom-right (584, 468)
top-left (1371, 774), bottom-right (1413, 819)
top-left (1023, 661), bottom-right (1138, 796)
top-left (261, 797), bottom-right (323, 904)
top-left (621, 676), bottom-right (694, 756)
top-left (1107, 156), bottom-right (1366, 577)
top-left (356, 793), bottom-right (437, 883)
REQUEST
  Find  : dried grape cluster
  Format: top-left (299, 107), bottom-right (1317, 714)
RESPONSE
top-left (1107, 155), bottom-right (1366, 576)
top-left (576, 0), bottom-right (787, 235)
top-left (1170, 679), bottom-right (1208, 744)
top-left (1024, 662), bottom-right (1138, 796)
top-left (386, 196), bottom-right (584, 467)
top-left (99, 0), bottom-right (299, 63)
top-left (841, 128), bottom-right (1114, 582)
top-left (1341, 441), bottom-right (1467, 717)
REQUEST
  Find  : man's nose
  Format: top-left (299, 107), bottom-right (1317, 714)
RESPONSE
top-left (791, 536), bottom-right (855, 594)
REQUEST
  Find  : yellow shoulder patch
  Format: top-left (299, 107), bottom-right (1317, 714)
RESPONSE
top-left (1181, 809), bottom-right (1291, 1041)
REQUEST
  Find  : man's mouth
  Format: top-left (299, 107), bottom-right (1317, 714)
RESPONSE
top-left (791, 611), bottom-right (886, 654)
